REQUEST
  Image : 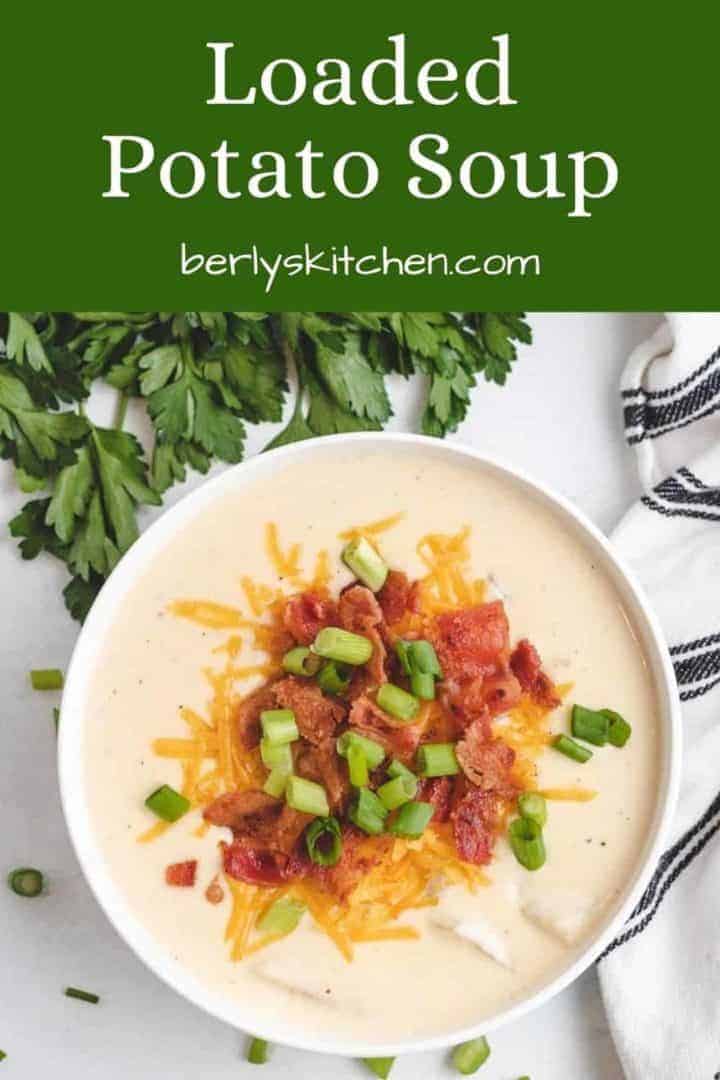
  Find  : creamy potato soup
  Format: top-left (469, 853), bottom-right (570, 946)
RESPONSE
top-left (83, 447), bottom-right (659, 1043)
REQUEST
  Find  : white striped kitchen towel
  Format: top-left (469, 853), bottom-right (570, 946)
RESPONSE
top-left (598, 313), bottom-right (720, 1080)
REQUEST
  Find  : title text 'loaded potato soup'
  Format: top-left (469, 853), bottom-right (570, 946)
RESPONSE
top-left (77, 441), bottom-right (662, 1045)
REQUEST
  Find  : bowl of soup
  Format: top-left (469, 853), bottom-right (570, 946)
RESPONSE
top-left (59, 434), bottom-right (680, 1056)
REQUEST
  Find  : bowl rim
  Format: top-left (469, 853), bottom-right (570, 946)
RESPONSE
top-left (58, 431), bottom-right (682, 1057)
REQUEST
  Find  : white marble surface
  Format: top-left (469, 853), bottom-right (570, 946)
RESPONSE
top-left (0, 313), bottom-right (661, 1079)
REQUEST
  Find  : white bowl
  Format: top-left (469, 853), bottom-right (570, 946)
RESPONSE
top-left (59, 433), bottom-right (681, 1057)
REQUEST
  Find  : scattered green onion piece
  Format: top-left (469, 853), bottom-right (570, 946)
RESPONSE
top-left (553, 734), bottom-right (593, 764)
top-left (7, 867), bottom-right (44, 898)
top-left (30, 668), bottom-right (63, 691)
top-left (387, 758), bottom-right (419, 798)
top-left (263, 768), bottom-right (290, 799)
top-left (0, 1051), bottom-right (5, 1062)
top-left (341, 536), bottom-right (389, 592)
top-left (378, 775), bottom-right (413, 811)
top-left (571, 704), bottom-right (609, 746)
top-left (389, 800), bottom-right (434, 838)
top-left (305, 815), bottom-right (343, 867)
top-left (509, 816), bottom-right (547, 871)
top-left (336, 731), bottom-right (385, 770)
top-left (347, 742), bottom-right (369, 787)
top-left (145, 784), bottom-right (190, 822)
top-left (349, 788), bottom-right (388, 835)
top-left (260, 738), bottom-right (293, 772)
top-left (313, 627), bottom-right (373, 666)
top-left (285, 775), bottom-right (329, 817)
top-left (395, 639), bottom-right (414, 676)
top-left (64, 987), bottom-right (99, 1004)
top-left (452, 1037), bottom-right (491, 1074)
top-left (317, 660), bottom-right (352, 696)
top-left (363, 1058), bottom-right (395, 1079)
top-left (260, 709), bottom-right (299, 745)
top-left (408, 640), bottom-right (442, 677)
top-left (410, 671), bottom-right (436, 700)
top-left (603, 709), bottom-right (632, 748)
top-left (257, 897), bottom-right (306, 935)
top-left (282, 646), bottom-right (322, 677)
top-left (417, 742), bottom-right (459, 778)
top-left (376, 682), bottom-right (420, 722)
top-left (52, 707), bottom-right (60, 733)
top-left (247, 1037), bottom-right (269, 1065)
top-left (517, 791), bottom-right (548, 828)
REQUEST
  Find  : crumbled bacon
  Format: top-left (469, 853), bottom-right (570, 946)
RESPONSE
top-left (313, 826), bottom-right (391, 904)
top-left (222, 839), bottom-right (294, 885)
top-left (274, 676), bottom-right (346, 745)
top-left (338, 585), bottom-right (387, 685)
top-left (377, 570), bottom-right (416, 625)
top-left (477, 671), bottom-right (522, 716)
top-left (451, 782), bottom-right (502, 865)
top-left (510, 639), bottom-right (561, 709)
top-left (433, 601), bottom-right (510, 681)
top-left (349, 695), bottom-right (422, 763)
top-left (417, 776), bottom-right (453, 823)
top-left (283, 591), bottom-right (337, 646)
top-left (205, 876), bottom-right (224, 904)
top-left (203, 789), bottom-right (311, 855)
top-left (165, 860), bottom-right (197, 887)
top-left (294, 740), bottom-right (349, 812)
top-left (456, 722), bottom-right (518, 797)
top-left (235, 682), bottom-right (278, 749)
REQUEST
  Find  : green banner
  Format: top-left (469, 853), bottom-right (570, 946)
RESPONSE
top-left (2, 2), bottom-right (717, 307)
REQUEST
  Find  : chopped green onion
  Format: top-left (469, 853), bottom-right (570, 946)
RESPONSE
top-left (509, 817), bottom-right (547, 871)
top-left (408, 640), bottom-right (442, 676)
top-left (7, 867), bottom-right (44, 898)
top-left (571, 704), bottom-right (609, 746)
top-left (263, 768), bottom-right (290, 798)
top-left (517, 792), bottom-right (548, 828)
top-left (410, 671), bottom-right (436, 700)
top-left (52, 707), bottom-right (60, 733)
top-left (553, 734), bottom-right (593, 763)
top-left (282, 646), bottom-right (322, 676)
top-left (387, 758), bottom-right (419, 798)
top-left (388, 800), bottom-right (434, 838)
top-left (260, 709), bottom-right (299, 745)
top-left (451, 1036), bottom-right (491, 1074)
top-left (336, 731), bottom-right (385, 770)
top-left (305, 816), bottom-right (343, 867)
top-left (603, 709), bottom-right (632, 748)
top-left (0, 1051), bottom-right (5, 1062)
top-left (378, 776), bottom-right (413, 811)
top-left (313, 627), bottom-right (373, 666)
top-left (64, 987), bottom-right (100, 1004)
top-left (260, 738), bottom-right (293, 772)
top-left (395, 639), bottom-right (413, 675)
top-left (257, 897), bottom-right (306, 935)
top-left (341, 536), bottom-right (389, 592)
top-left (376, 682), bottom-right (420, 722)
top-left (317, 660), bottom-right (352, 696)
top-left (417, 742), bottom-right (459, 777)
top-left (145, 784), bottom-right (190, 822)
top-left (30, 668), bottom-right (63, 691)
top-left (285, 776), bottom-right (329, 817)
top-left (247, 1037), bottom-right (269, 1065)
top-left (349, 788), bottom-right (388, 835)
top-left (363, 1059), bottom-right (395, 1079)
top-left (347, 742), bottom-right (369, 787)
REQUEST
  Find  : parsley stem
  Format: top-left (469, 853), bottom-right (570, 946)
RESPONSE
top-left (114, 391), bottom-right (129, 431)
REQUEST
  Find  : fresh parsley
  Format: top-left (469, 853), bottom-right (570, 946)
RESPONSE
top-left (0, 311), bottom-right (531, 620)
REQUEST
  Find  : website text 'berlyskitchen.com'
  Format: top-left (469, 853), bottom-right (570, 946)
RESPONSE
top-left (179, 242), bottom-right (541, 294)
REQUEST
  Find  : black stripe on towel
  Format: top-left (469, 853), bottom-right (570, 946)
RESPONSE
top-left (621, 349), bottom-right (720, 403)
top-left (640, 495), bottom-right (720, 523)
top-left (623, 349), bottom-right (720, 444)
top-left (670, 632), bottom-right (720, 656)
top-left (599, 791), bottom-right (720, 961)
top-left (680, 674), bottom-right (720, 702)
top-left (673, 647), bottom-right (720, 687)
top-left (655, 476), bottom-right (720, 510)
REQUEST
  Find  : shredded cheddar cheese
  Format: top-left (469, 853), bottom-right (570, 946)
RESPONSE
top-left (540, 787), bottom-right (598, 802)
top-left (142, 519), bottom-right (564, 963)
